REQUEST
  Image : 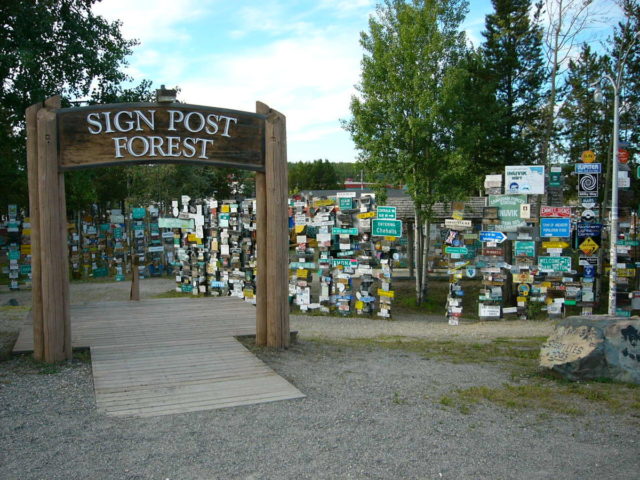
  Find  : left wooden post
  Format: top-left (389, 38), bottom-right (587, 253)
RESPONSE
top-left (27, 95), bottom-right (71, 362)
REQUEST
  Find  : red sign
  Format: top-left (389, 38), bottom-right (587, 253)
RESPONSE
top-left (482, 247), bottom-right (504, 256)
top-left (618, 149), bottom-right (630, 164)
top-left (540, 206), bottom-right (571, 218)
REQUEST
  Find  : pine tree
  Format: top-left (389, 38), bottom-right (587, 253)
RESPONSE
top-left (481, 0), bottom-right (547, 166)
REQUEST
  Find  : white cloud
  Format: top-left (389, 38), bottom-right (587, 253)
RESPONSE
top-left (93, 0), bottom-right (210, 44)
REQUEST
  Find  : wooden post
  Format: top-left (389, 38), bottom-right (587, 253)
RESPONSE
top-left (255, 103), bottom-right (268, 346)
top-left (35, 96), bottom-right (71, 362)
top-left (257, 102), bottom-right (289, 348)
top-left (130, 256), bottom-right (140, 301)
top-left (26, 103), bottom-right (44, 361)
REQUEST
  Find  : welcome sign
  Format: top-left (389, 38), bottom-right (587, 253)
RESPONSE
top-left (57, 103), bottom-right (266, 171)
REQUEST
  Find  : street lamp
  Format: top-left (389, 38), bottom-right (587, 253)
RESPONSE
top-left (592, 31), bottom-right (640, 316)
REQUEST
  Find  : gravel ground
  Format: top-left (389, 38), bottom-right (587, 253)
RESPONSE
top-left (0, 280), bottom-right (638, 479)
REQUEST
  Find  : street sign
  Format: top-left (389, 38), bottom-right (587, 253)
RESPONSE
top-left (514, 240), bottom-right (535, 257)
top-left (505, 165), bottom-right (545, 194)
top-left (377, 206), bottom-right (397, 219)
top-left (480, 231), bottom-right (507, 243)
top-left (488, 194), bottom-right (528, 231)
top-left (540, 206), bottom-right (571, 217)
top-left (618, 148), bottom-right (630, 164)
top-left (538, 256), bottom-right (572, 272)
top-left (579, 237), bottom-right (599, 255)
top-left (444, 218), bottom-right (472, 230)
top-left (575, 163), bottom-right (601, 174)
top-left (520, 203), bottom-right (531, 219)
top-left (578, 173), bottom-right (599, 197)
top-left (540, 218), bottom-right (571, 238)
top-left (581, 150), bottom-right (596, 163)
top-left (339, 197), bottom-right (353, 210)
top-left (542, 241), bottom-right (569, 249)
top-left (445, 246), bottom-right (468, 255)
top-left (372, 219), bottom-right (402, 237)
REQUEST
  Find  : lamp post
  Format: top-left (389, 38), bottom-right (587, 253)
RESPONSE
top-left (593, 31), bottom-right (639, 316)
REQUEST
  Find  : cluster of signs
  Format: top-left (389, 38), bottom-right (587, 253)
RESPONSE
top-left (289, 192), bottom-right (401, 317)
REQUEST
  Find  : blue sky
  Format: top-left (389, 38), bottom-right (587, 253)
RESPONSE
top-left (93, 0), bottom-right (619, 164)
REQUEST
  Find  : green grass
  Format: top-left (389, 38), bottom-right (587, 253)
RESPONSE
top-left (393, 278), bottom-right (482, 320)
top-left (309, 335), bottom-right (547, 372)
top-left (153, 289), bottom-right (207, 299)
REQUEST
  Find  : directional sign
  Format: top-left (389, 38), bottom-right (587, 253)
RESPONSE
top-left (444, 219), bottom-right (472, 230)
top-left (540, 218), bottom-right (571, 238)
top-left (575, 163), bottom-right (601, 174)
top-left (372, 219), bottom-right (402, 237)
top-left (445, 246), bottom-right (468, 255)
top-left (542, 241), bottom-right (569, 249)
top-left (480, 231), bottom-right (507, 243)
top-left (538, 256), bottom-right (572, 272)
top-left (579, 237), bottom-right (599, 255)
top-left (377, 206), bottom-right (397, 219)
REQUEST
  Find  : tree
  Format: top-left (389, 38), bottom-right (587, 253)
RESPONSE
top-left (288, 159), bottom-right (340, 193)
top-left (481, 0), bottom-right (547, 166)
top-left (0, 0), bottom-right (137, 211)
top-left (538, 0), bottom-right (609, 165)
top-left (344, 0), bottom-right (473, 303)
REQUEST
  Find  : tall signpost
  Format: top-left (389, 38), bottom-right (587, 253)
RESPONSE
top-left (27, 96), bottom-right (290, 362)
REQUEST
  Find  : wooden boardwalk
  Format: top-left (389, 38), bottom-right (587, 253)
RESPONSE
top-left (14, 297), bottom-right (304, 417)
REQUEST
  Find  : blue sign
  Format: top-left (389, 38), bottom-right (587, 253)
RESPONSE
top-left (583, 265), bottom-right (595, 278)
top-left (479, 230), bottom-right (508, 243)
top-left (540, 218), bottom-right (571, 238)
top-left (575, 163), bottom-right (602, 174)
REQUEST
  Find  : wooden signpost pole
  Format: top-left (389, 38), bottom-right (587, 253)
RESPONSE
top-left (26, 102), bottom-right (44, 361)
top-left (262, 103), bottom-right (290, 348)
top-left (32, 96), bottom-right (71, 362)
top-left (254, 102), bottom-right (268, 346)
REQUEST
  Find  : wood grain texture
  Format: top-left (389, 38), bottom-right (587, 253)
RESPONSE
top-left (255, 102), bottom-right (269, 347)
top-left (13, 297), bottom-right (304, 417)
top-left (37, 100), bottom-right (71, 362)
top-left (26, 102), bottom-right (44, 361)
top-left (57, 103), bottom-right (265, 171)
top-left (264, 105), bottom-right (290, 348)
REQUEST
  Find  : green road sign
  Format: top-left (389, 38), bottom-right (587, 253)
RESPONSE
top-left (377, 206), bottom-right (397, 219)
top-left (372, 219), bottom-right (402, 237)
top-left (538, 256), bottom-right (571, 272)
top-left (333, 227), bottom-right (358, 235)
top-left (445, 246), bottom-right (468, 254)
top-left (339, 197), bottom-right (353, 210)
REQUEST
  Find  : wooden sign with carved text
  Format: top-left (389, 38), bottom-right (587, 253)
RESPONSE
top-left (57, 103), bottom-right (266, 171)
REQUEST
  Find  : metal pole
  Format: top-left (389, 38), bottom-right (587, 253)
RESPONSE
top-left (608, 85), bottom-right (619, 315)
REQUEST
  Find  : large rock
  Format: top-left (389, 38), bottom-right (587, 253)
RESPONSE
top-left (539, 316), bottom-right (640, 384)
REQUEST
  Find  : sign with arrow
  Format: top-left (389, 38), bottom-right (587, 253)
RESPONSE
top-left (480, 231), bottom-right (507, 243)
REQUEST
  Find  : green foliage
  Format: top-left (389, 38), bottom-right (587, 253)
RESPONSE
top-left (289, 159), bottom-right (341, 193)
top-left (481, 0), bottom-right (547, 166)
top-left (0, 0), bottom-right (140, 209)
top-left (345, 0), bottom-right (474, 219)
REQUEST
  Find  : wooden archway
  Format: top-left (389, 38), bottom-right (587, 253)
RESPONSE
top-left (26, 96), bottom-right (289, 362)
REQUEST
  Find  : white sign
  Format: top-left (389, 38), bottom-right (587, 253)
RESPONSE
top-left (484, 174), bottom-right (502, 189)
top-left (444, 219), bottom-right (472, 230)
top-left (505, 165), bottom-right (545, 194)
top-left (479, 304), bottom-right (501, 317)
top-left (520, 203), bottom-right (531, 219)
top-left (336, 191), bottom-right (357, 198)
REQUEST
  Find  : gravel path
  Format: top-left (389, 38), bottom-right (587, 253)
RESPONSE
top-left (0, 281), bottom-right (637, 479)
top-left (1, 342), bottom-right (638, 479)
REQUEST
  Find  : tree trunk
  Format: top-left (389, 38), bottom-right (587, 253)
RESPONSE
top-left (421, 219), bottom-right (431, 303)
top-left (414, 206), bottom-right (423, 305)
top-left (408, 223), bottom-right (415, 279)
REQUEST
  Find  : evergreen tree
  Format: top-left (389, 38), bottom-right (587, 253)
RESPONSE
top-left (481, 0), bottom-right (546, 166)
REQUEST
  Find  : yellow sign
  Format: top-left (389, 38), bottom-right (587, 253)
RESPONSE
top-left (378, 289), bottom-right (395, 298)
top-left (294, 225), bottom-right (305, 233)
top-left (357, 211), bottom-right (376, 219)
top-left (618, 268), bottom-right (636, 278)
top-left (517, 296), bottom-right (528, 303)
top-left (452, 211), bottom-right (464, 220)
top-left (384, 236), bottom-right (398, 241)
top-left (514, 273), bottom-right (533, 284)
top-left (542, 241), bottom-right (569, 249)
top-left (187, 234), bottom-right (202, 244)
top-left (313, 199), bottom-right (335, 207)
top-left (355, 300), bottom-right (364, 310)
top-left (296, 269), bottom-right (308, 279)
top-left (221, 204), bottom-right (230, 213)
top-left (579, 237), bottom-right (599, 255)
top-left (581, 150), bottom-right (596, 163)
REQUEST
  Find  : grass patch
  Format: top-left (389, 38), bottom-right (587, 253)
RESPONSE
top-left (153, 289), bottom-right (207, 299)
top-left (444, 380), bottom-right (640, 417)
top-left (393, 279), bottom-right (482, 320)
top-left (309, 335), bottom-right (546, 372)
